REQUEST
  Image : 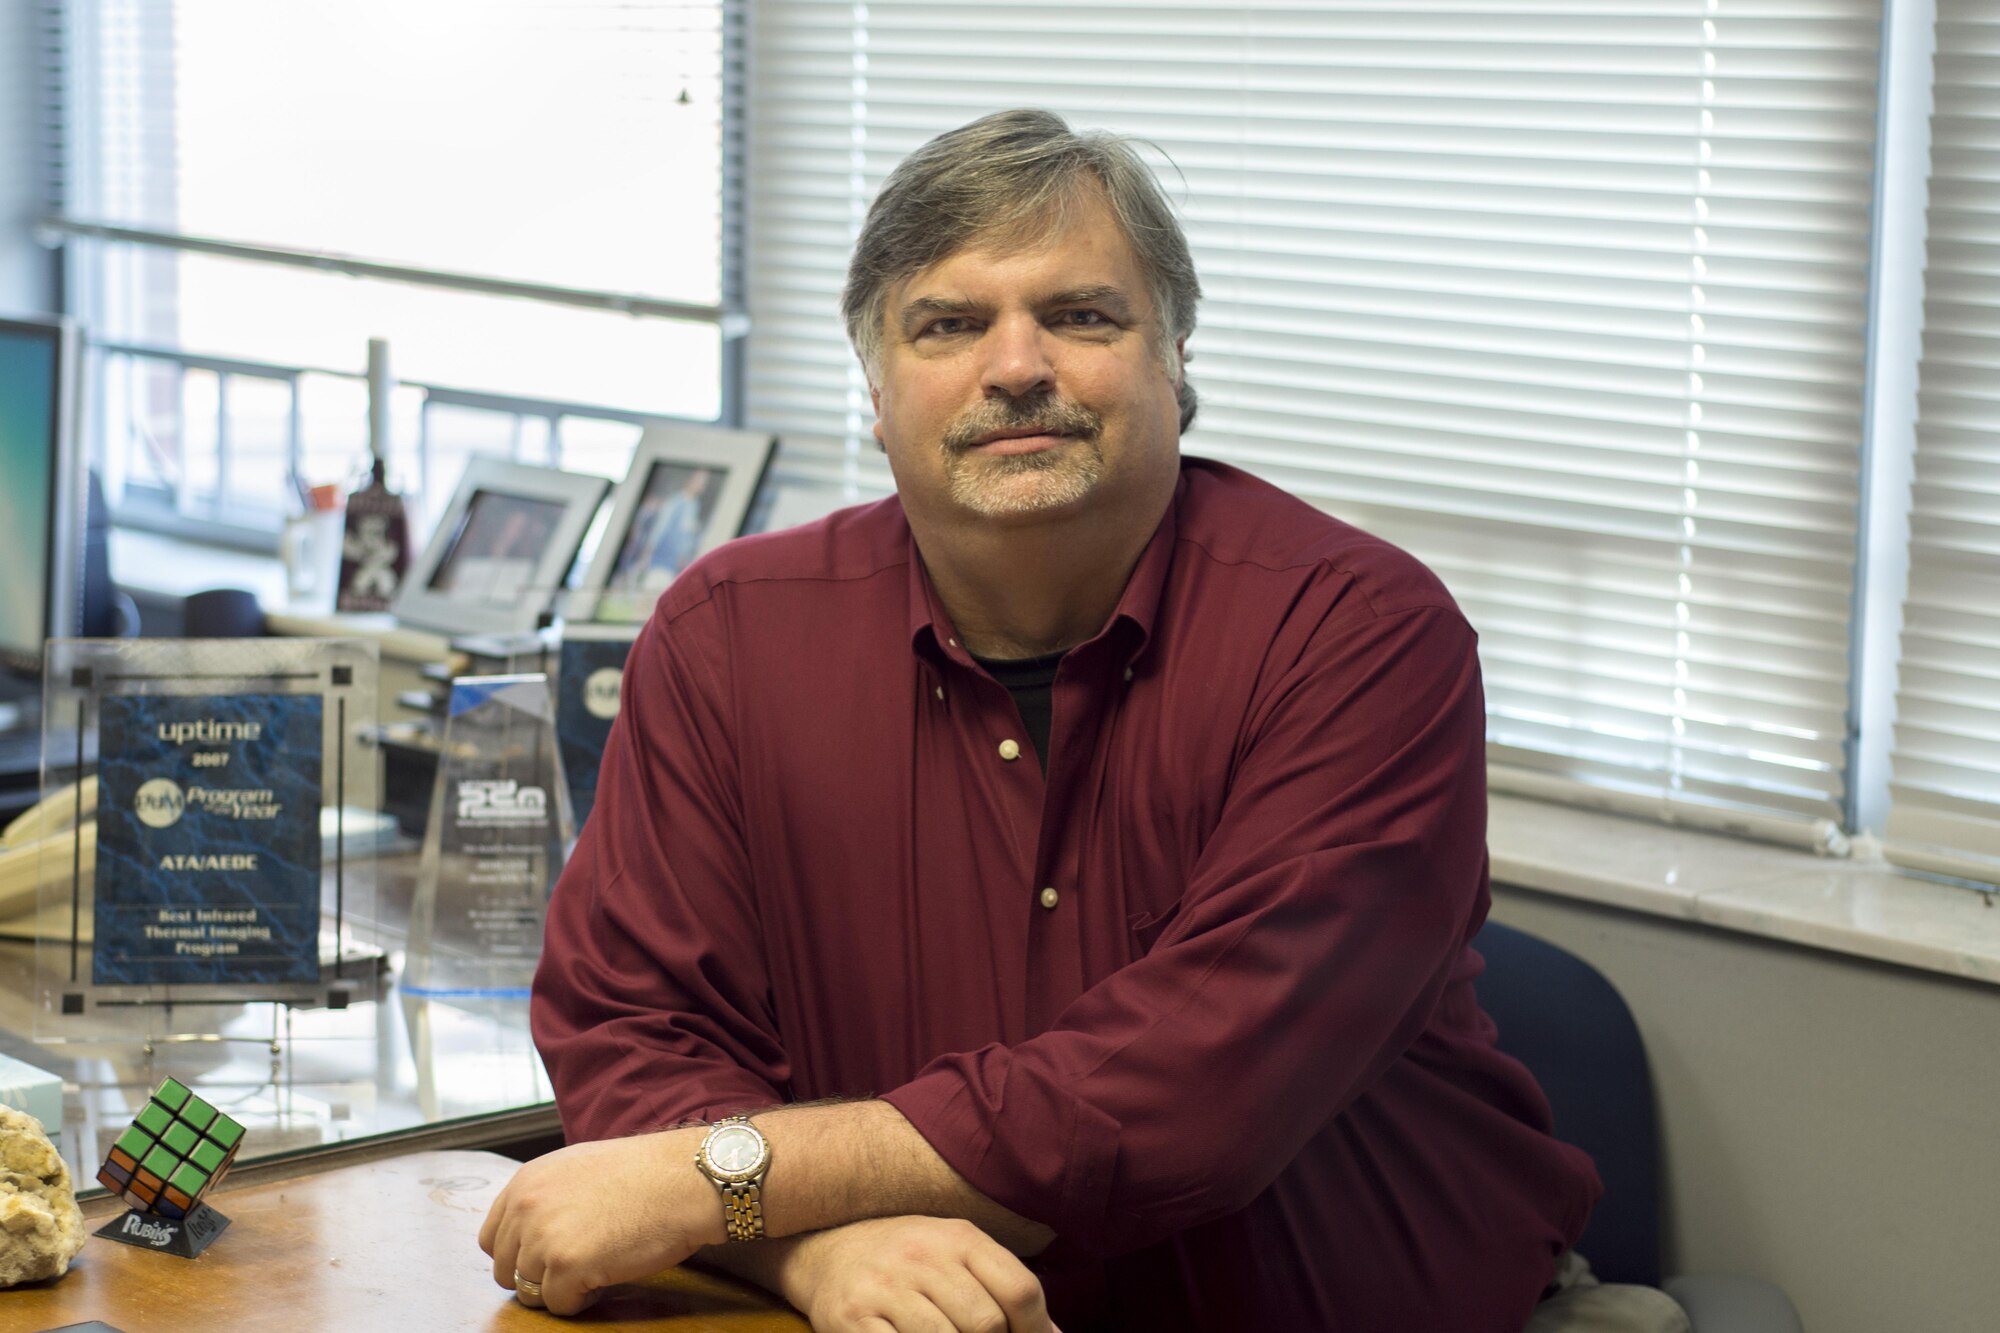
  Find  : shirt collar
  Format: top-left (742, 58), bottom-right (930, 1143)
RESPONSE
top-left (905, 466), bottom-right (1185, 672)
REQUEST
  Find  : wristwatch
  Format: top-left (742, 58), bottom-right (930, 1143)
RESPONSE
top-left (694, 1114), bottom-right (772, 1241)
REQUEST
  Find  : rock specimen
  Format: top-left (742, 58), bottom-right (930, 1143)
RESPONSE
top-left (0, 1103), bottom-right (85, 1286)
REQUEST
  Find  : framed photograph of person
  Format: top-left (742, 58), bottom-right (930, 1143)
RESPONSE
top-left (391, 458), bottom-right (610, 636)
top-left (577, 424), bottom-right (777, 624)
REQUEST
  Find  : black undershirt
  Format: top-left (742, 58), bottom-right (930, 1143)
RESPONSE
top-left (970, 648), bottom-right (1066, 775)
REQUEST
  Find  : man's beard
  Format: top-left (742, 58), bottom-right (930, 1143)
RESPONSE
top-left (938, 393), bottom-right (1107, 518)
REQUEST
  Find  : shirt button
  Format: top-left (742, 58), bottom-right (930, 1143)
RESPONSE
top-left (934, 686), bottom-right (944, 701)
top-left (1039, 887), bottom-right (1059, 909)
top-left (1124, 666), bottom-right (1134, 682)
top-left (998, 739), bottom-right (1021, 761)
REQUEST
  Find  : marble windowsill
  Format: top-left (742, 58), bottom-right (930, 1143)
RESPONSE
top-left (1489, 793), bottom-right (2000, 988)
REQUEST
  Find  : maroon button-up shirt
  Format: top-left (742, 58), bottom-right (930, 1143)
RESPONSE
top-left (533, 458), bottom-right (1600, 1331)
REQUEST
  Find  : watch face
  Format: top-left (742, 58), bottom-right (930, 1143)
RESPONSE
top-left (708, 1124), bottom-right (763, 1175)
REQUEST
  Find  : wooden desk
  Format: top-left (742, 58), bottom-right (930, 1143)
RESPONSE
top-left (9, 1149), bottom-right (809, 1331)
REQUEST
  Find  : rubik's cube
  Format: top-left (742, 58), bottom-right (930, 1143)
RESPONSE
top-left (96, 1078), bottom-right (244, 1220)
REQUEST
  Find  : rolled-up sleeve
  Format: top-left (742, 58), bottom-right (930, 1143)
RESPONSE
top-left (531, 600), bottom-right (791, 1142)
top-left (883, 605), bottom-right (1490, 1255)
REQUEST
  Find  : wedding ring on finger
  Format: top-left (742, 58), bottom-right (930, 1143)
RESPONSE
top-left (514, 1268), bottom-right (546, 1307)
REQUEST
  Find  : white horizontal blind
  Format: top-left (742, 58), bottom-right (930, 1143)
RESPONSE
top-left (742, 3), bottom-right (893, 502)
top-left (746, 1), bottom-right (1880, 833)
top-left (1886, 0), bottom-right (2000, 883)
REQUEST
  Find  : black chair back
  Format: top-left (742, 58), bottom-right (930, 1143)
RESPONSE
top-left (1473, 920), bottom-right (1663, 1288)
top-left (79, 470), bottom-right (132, 637)
top-left (182, 588), bottom-right (266, 639)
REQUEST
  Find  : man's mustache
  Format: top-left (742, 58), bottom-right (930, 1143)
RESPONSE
top-left (941, 395), bottom-right (1103, 454)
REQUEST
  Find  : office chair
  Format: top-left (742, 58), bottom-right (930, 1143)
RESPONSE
top-left (181, 588), bottom-right (266, 638)
top-left (1474, 920), bottom-right (1804, 1333)
top-left (80, 470), bottom-right (139, 638)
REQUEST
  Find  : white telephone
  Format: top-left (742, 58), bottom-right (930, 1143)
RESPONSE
top-left (0, 777), bottom-right (98, 922)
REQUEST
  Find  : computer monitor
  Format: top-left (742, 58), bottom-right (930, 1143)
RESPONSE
top-left (0, 315), bottom-right (85, 677)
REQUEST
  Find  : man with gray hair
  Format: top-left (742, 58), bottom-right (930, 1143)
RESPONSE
top-left (483, 108), bottom-right (1599, 1331)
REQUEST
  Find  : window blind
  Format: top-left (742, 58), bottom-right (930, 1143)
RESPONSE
top-left (1886, 0), bottom-right (2000, 884)
top-left (745, 0), bottom-right (1881, 840)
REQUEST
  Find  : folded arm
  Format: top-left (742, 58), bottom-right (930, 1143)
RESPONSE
top-left (502, 609), bottom-right (1054, 1316)
top-left (497, 598), bottom-right (1488, 1308)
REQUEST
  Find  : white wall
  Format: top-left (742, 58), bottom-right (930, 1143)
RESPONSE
top-left (0, 1), bottom-right (55, 314)
top-left (1491, 885), bottom-right (2000, 1333)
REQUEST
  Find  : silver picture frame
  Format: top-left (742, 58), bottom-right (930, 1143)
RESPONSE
top-left (392, 458), bottom-right (610, 636)
top-left (576, 423), bottom-right (776, 624)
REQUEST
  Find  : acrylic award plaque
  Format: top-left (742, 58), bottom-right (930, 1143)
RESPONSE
top-left (94, 1076), bottom-right (244, 1258)
top-left (554, 624), bottom-right (637, 833)
top-left (29, 638), bottom-right (384, 1044)
top-left (403, 674), bottom-right (572, 1001)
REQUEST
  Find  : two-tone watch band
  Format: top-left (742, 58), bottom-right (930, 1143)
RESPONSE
top-left (718, 1176), bottom-right (765, 1242)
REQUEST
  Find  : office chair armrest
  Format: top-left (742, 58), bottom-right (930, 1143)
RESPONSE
top-left (1663, 1274), bottom-right (1803, 1333)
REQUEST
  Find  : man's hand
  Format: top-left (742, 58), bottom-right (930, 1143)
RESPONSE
top-left (478, 1127), bottom-right (718, 1315)
top-left (778, 1217), bottom-right (1058, 1333)
top-left (480, 1101), bottom-right (1054, 1318)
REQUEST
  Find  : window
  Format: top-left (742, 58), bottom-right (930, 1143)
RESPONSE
top-left (50, 2), bottom-right (2000, 885)
top-left (737, 0), bottom-right (2000, 885)
top-left (1885, 0), bottom-right (2000, 886)
top-left (54, 0), bottom-right (733, 540)
top-left (747, 0), bottom-right (1886, 852)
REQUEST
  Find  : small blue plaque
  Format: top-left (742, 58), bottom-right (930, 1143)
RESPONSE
top-left (556, 634), bottom-right (635, 831)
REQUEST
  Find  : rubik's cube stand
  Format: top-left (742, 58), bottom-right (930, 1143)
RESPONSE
top-left (93, 1077), bottom-right (245, 1258)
